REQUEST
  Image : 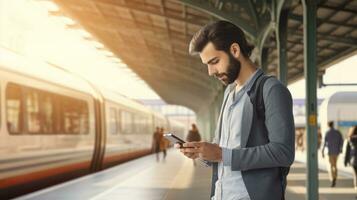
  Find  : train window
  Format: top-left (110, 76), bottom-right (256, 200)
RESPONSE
top-left (117, 110), bottom-right (122, 134)
top-left (78, 101), bottom-right (89, 134)
top-left (133, 115), bottom-right (139, 134)
top-left (137, 116), bottom-right (148, 134)
top-left (109, 108), bottom-right (118, 134)
top-left (6, 82), bottom-right (89, 135)
top-left (6, 83), bottom-right (24, 134)
top-left (62, 96), bottom-right (89, 135)
top-left (121, 110), bottom-right (133, 134)
top-left (40, 93), bottom-right (54, 133)
top-left (143, 117), bottom-right (149, 134)
top-left (52, 94), bottom-right (63, 133)
top-left (136, 115), bottom-right (141, 134)
top-left (25, 89), bottom-right (41, 133)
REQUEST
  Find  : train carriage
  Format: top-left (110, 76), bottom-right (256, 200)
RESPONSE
top-left (0, 48), bottom-right (186, 198)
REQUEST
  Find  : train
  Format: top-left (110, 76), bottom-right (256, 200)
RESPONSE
top-left (0, 47), bottom-right (186, 198)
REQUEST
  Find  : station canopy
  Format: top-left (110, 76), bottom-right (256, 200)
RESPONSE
top-left (51, 0), bottom-right (357, 112)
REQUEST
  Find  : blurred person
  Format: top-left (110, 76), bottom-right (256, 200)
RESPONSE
top-left (322, 121), bottom-right (344, 187)
top-left (344, 126), bottom-right (357, 197)
top-left (160, 127), bottom-right (169, 161)
top-left (318, 128), bottom-right (322, 150)
top-left (176, 20), bottom-right (295, 200)
top-left (152, 127), bottom-right (162, 162)
top-left (186, 123), bottom-right (202, 166)
top-left (295, 128), bottom-right (304, 151)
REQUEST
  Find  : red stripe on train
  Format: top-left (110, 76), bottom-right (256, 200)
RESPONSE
top-left (0, 161), bottom-right (91, 188)
top-left (0, 149), bottom-right (152, 188)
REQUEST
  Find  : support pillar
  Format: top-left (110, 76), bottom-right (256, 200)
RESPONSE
top-left (302, 1), bottom-right (319, 200)
top-left (276, 9), bottom-right (289, 85)
top-left (261, 47), bottom-right (269, 73)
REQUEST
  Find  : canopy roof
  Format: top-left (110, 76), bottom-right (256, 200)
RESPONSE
top-left (52, 0), bottom-right (357, 112)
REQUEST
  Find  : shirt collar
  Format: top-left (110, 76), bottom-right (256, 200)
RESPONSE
top-left (227, 68), bottom-right (263, 93)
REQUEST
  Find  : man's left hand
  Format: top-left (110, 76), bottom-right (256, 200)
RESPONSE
top-left (180, 142), bottom-right (222, 162)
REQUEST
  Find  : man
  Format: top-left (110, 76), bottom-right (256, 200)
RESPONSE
top-left (152, 127), bottom-right (163, 162)
top-left (322, 121), bottom-right (344, 187)
top-left (160, 127), bottom-right (168, 161)
top-left (177, 21), bottom-right (295, 200)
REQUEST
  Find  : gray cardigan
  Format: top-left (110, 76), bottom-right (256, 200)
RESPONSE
top-left (211, 76), bottom-right (295, 200)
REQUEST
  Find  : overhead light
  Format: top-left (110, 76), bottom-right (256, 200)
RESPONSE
top-left (112, 58), bottom-right (123, 63)
top-left (102, 50), bottom-right (114, 57)
top-left (91, 41), bottom-right (105, 49)
top-left (59, 16), bottom-right (75, 25)
top-left (76, 29), bottom-right (91, 38)
top-left (51, 16), bottom-right (76, 26)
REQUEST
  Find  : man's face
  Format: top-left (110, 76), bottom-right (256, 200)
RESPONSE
top-left (199, 42), bottom-right (241, 85)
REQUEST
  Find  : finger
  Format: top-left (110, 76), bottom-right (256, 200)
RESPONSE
top-left (183, 152), bottom-right (194, 158)
top-left (183, 152), bottom-right (194, 157)
top-left (184, 152), bottom-right (199, 159)
top-left (189, 154), bottom-right (199, 159)
top-left (181, 147), bottom-right (201, 153)
top-left (183, 142), bottom-right (201, 148)
top-left (198, 153), bottom-right (203, 159)
top-left (180, 148), bottom-right (197, 153)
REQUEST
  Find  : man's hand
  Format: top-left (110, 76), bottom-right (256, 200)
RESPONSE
top-left (177, 142), bottom-right (222, 162)
top-left (174, 143), bottom-right (199, 159)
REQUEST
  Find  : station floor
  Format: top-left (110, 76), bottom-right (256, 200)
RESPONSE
top-left (17, 150), bottom-right (356, 200)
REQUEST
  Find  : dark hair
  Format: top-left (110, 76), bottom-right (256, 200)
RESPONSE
top-left (328, 121), bottom-right (334, 128)
top-left (189, 20), bottom-right (254, 57)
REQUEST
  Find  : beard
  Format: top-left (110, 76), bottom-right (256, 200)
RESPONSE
top-left (215, 53), bottom-right (241, 85)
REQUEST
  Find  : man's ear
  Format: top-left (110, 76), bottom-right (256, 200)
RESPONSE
top-left (230, 43), bottom-right (241, 59)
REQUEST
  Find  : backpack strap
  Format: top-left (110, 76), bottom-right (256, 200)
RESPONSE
top-left (247, 73), bottom-right (273, 120)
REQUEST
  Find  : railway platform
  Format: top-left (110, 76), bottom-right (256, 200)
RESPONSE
top-left (17, 149), bottom-right (356, 200)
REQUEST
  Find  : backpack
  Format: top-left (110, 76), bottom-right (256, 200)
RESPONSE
top-left (247, 73), bottom-right (290, 200)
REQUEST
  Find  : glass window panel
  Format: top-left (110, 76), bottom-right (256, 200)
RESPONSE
top-left (6, 83), bottom-right (23, 134)
top-left (25, 89), bottom-right (41, 133)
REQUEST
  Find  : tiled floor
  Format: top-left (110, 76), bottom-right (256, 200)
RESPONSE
top-left (17, 150), bottom-right (357, 200)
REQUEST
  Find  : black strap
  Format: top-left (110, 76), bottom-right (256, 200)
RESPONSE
top-left (248, 73), bottom-right (272, 120)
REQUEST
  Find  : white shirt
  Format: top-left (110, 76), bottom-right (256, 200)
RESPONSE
top-left (212, 69), bottom-right (261, 200)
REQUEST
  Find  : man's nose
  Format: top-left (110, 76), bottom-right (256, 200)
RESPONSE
top-left (207, 65), bottom-right (217, 76)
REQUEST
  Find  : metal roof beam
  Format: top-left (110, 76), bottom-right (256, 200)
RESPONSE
top-left (96, 0), bottom-right (205, 27)
top-left (319, 5), bottom-right (357, 14)
top-left (288, 31), bottom-right (357, 47)
top-left (246, 0), bottom-right (260, 28)
top-left (288, 13), bottom-right (357, 29)
top-left (178, 0), bottom-right (257, 39)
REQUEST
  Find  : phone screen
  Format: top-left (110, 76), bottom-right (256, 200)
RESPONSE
top-left (163, 133), bottom-right (185, 147)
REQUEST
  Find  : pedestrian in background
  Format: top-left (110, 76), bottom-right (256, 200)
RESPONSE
top-left (186, 123), bottom-right (202, 166)
top-left (344, 126), bottom-right (357, 197)
top-left (152, 127), bottom-right (162, 162)
top-left (160, 127), bottom-right (169, 162)
top-left (322, 121), bottom-right (344, 187)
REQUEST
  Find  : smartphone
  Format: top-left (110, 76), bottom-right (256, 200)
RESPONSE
top-left (163, 133), bottom-right (186, 147)
top-left (163, 133), bottom-right (210, 167)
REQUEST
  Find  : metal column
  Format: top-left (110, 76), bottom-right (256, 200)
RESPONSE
top-left (261, 47), bottom-right (269, 73)
top-left (303, 1), bottom-right (319, 200)
top-left (276, 9), bottom-right (289, 85)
